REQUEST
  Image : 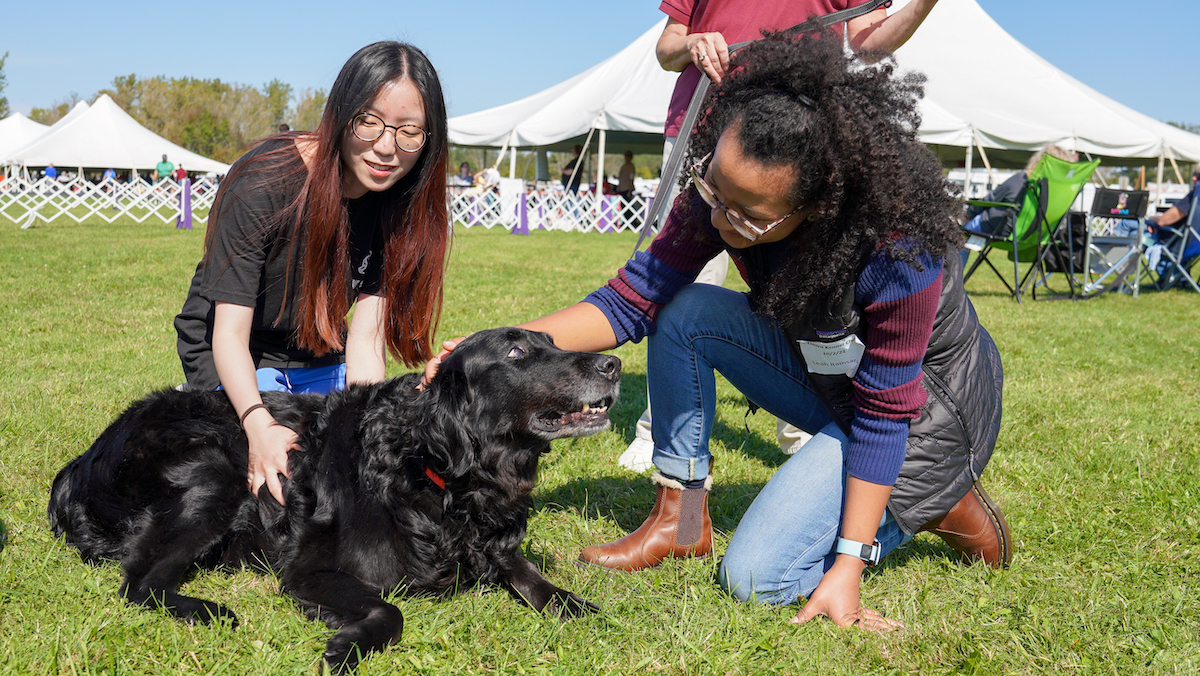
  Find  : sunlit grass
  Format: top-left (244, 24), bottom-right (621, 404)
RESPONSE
top-left (1, 217), bottom-right (1197, 674)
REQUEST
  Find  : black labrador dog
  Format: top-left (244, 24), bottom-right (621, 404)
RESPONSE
top-left (49, 327), bottom-right (619, 672)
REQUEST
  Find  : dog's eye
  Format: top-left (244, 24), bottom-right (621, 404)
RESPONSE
top-left (507, 346), bottom-right (525, 358)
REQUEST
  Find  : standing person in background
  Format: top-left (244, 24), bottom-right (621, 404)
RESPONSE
top-left (618, 0), bottom-right (944, 471)
top-left (562, 144), bottom-right (584, 194)
top-left (617, 150), bottom-right (641, 227)
top-left (156, 154), bottom-right (174, 182)
top-left (174, 41), bottom-right (450, 506)
top-left (617, 150), bottom-right (637, 202)
top-left (44, 163), bottom-right (59, 193)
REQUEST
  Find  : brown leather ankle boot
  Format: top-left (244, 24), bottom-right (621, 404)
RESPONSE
top-left (920, 480), bottom-right (1013, 568)
top-left (578, 473), bottom-right (714, 572)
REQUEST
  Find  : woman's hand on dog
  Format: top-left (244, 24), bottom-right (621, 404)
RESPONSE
top-left (243, 407), bottom-right (298, 505)
top-left (420, 337), bottom-right (466, 390)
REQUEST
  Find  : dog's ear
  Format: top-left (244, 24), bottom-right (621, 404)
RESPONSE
top-left (417, 367), bottom-right (483, 478)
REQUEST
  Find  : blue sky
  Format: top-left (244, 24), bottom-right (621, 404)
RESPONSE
top-left (1, 1), bottom-right (1195, 125)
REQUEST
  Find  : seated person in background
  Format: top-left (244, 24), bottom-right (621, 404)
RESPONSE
top-left (1147, 167), bottom-right (1199, 232)
top-left (1145, 167), bottom-right (1200, 278)
top-left (960, 144), bottom-right (1077, 266)
top-left (465, 165), bottom-right (501, 196)
top-left (450, 162), bottom-right (474, 194)
top-left (455, 162), bottom-right (473, 184)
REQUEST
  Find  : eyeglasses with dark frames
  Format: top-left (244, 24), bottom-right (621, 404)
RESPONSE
top-left (690, 152), bottom-right (802, 242)
top-left (350, 113), bottom-right (428, 153)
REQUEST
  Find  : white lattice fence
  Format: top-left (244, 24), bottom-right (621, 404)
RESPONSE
top-left (2, 179), bottom-right (658, 234)
top-left (0, 176), bottom-right (217, 228)
top-left (449, 189), bottom-right (654, 234)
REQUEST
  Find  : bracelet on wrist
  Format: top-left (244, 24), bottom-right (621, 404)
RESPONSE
top-left (238, 403), bottom-right (269, 427)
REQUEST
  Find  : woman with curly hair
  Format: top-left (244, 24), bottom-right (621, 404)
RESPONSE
top-left (436, 26), bottom-right (1009, 628)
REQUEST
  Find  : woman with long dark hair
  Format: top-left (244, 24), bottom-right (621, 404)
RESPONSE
top-left (175, 41), bottom-right (449, 505)
top-left (431, 27), bottom-right (1010, 628)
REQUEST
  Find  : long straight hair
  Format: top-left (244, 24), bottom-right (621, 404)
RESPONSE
top-left (204, 41), bottom-right (450, 366)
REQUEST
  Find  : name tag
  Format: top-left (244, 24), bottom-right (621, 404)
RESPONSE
top-left (797, 335), bottom-right (865, 378)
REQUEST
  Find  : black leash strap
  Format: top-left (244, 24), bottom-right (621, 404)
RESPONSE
top-left (632, 0), bottom-right (893, 255)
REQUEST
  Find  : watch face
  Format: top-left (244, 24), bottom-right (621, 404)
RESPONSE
top-left (837, 537), bottom-right (881, 565)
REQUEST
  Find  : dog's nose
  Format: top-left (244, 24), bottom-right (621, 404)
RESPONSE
top-left (594, 355), bottom-right (621, 380)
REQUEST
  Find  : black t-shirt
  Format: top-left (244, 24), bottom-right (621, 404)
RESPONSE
top-left (175, 139), bottom-right (385, 389)
top-left (561, 156), bottom-right (583, 190)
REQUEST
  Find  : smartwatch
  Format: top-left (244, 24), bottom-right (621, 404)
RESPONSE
top-left (836, 537), bottom-right (881, 566)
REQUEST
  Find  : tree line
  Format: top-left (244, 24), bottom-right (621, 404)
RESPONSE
top-left (25, 74), bottom-right (326, 164)
top-left (0, 52), bottom-right (10, 119)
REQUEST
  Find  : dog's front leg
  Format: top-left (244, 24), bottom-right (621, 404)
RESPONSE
top-left (502, 555), bottom-right (599, 619)
top-left (283, 570), bottom-right (403, 674)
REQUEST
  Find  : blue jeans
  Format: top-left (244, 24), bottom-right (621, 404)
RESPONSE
top-left (645, 284), bottom-right (908, 605)
top-left (253, 363), bottom-right (346, 394)
top-left (961, 214), bottom-right (984, 267)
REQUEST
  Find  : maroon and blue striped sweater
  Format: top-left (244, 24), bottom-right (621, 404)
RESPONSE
top-left (585, 202), bottom-right (942, 487)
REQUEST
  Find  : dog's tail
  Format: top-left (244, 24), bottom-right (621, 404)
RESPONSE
top-left (47, 407), bottom-right (140, 559)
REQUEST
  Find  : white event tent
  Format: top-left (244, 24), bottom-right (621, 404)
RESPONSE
top-left (893, 0), bottom-right (1200, 187)
top-left (448, 18), bottom-right (676, 189)
top-left (448, 0), bottom-right (1200, 193)
top-left (2, 94), bottom-right (230, 176)
top-left (0, 113), bottom-right (49, 160)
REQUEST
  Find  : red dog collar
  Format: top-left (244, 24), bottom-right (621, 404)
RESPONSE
top-left (424, 466), bottom-right (446, 490)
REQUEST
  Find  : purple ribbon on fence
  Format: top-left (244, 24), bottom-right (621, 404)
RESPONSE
top-left (175, 179), bottom-right (192, 230)
top-left (512, 193), bottom-right (529, 236)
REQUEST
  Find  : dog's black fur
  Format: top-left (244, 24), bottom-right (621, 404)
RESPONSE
top-left (49, 328), bottom-right (619, 672)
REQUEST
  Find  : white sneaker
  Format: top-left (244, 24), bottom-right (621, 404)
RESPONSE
top-left (777, 421), bottom-right (813, 456)
top-left (617, 437), bottom-right (655, 472)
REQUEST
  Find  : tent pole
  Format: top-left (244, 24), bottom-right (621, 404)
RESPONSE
top-left (596, 129), bottom-right (607, 230)
top-left (1165, 146), bottom-right (1184, 185)
top-left (971, 129), bottom-right (995, 187)
top-left (962, 132), bottom-right (974, 199)
top-left (508, 133), bottom-right (517, 179)
top-left (1155, 152), bottom-right (1165, 207)
top-left (596, 129), bottom-right (607, 197)
top-left (565, 128), bottom-right (596, 231)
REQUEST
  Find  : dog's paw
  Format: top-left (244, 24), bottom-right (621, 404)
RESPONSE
top-left (189, 600), bottom-right (239, 627)
top-left (322, 636), bottom-right (365, 675)
top-left (544, 589), bottom-right (600, 620)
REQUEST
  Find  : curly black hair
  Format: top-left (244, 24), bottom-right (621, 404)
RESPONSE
top-left (682, 25), bottom-right (962, 325)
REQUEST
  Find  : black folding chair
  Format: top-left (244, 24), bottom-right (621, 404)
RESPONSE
top-left (1079, 188), bottom-right (1149, 298)
top-left (1146, 191), bottom-right (1200, 293)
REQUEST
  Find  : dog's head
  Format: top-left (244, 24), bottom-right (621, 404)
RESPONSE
top-left (433, 327), bottom-right (621, 442)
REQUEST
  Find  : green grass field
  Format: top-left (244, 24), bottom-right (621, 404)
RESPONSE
top-left (1, 217), bottom-right (1198, 674)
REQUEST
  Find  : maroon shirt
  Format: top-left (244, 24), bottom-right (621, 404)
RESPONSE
top-left (660, 0), bottom-right (863, 137)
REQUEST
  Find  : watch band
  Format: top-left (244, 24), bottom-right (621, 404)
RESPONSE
top-left (836, 537), bottom-right (882, 566)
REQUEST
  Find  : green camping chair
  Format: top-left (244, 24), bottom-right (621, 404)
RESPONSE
top-left (963, 154), bottom-right (1101, 302)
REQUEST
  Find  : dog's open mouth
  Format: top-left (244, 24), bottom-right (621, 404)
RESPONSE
top-left (533, 396), bottom-right (614, 438)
